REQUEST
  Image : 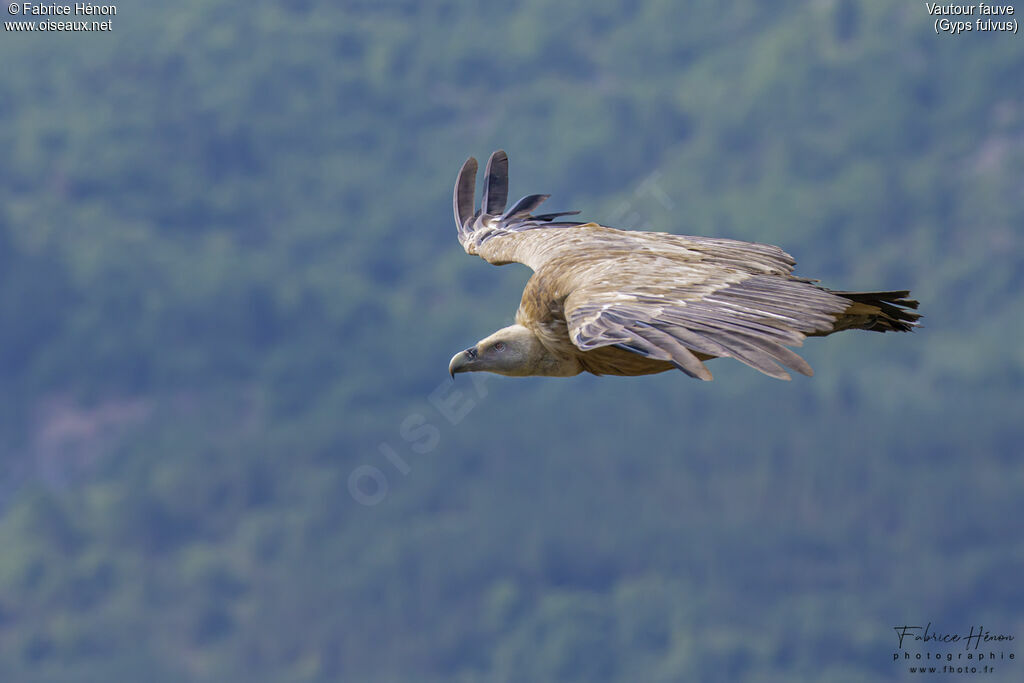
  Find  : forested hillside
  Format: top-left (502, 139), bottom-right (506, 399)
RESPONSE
top-left (1, 1), bottom-right (1022, 681)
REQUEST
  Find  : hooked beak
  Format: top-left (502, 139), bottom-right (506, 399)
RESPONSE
top-left (448, 346), bottom-right (478, 378)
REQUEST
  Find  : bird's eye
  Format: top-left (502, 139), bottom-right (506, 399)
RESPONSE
top-left (494, 342), bottom-right (506, 351)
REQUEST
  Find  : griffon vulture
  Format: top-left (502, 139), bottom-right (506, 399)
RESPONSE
top-left (448, 151), bottom-right (919, 381)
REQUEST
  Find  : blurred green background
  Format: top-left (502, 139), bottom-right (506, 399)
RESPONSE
top-left (1, 1), bottom-right (1022, 681)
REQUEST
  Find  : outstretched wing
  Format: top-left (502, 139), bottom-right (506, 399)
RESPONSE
top-left (561, 245), bottom-right (852, 380)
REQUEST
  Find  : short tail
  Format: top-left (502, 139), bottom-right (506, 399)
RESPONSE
top-left (825, 290), bottom-right (921, 334)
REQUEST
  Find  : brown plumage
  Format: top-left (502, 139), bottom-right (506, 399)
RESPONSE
top-left (448, 150), bottom-right (920, 381)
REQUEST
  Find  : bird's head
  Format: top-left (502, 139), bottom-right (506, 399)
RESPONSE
top-left (448, 324), bottom-right (548, 377)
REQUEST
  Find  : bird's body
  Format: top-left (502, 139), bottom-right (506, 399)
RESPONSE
top-left (449, 151), bottom-right (919, 381)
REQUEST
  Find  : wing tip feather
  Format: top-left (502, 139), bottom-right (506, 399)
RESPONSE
top-left (454, 156), bottom-right (478, 234)
top-left (672, 360), bottom-right (713, 381)
top-left (482, 150), bottom-right (509, 216)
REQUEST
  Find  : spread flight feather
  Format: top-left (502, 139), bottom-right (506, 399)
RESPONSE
top-left (448, 151), bottom-right (920, 381)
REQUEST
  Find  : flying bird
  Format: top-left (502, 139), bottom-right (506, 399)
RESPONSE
top-left (448, 150), bottom-right (919, 381)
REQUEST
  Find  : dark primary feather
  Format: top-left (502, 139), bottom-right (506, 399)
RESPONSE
top-left (482, 150), bottom-right (509, 216)
top-left (454, 157), bottom-right (477, 238)
top-left (531, 210), bottom-right (582, 222)
top-left (503, 194), bottom-right (551, 220)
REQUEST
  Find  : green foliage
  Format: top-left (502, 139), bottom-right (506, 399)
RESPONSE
top-left (1, 1), bottom-right (1022, 681)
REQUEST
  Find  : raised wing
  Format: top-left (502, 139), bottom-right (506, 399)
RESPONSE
top-left (454, 150), bottom-right (582, 269)
top-left (563, 248), bottom-right (852, 380)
